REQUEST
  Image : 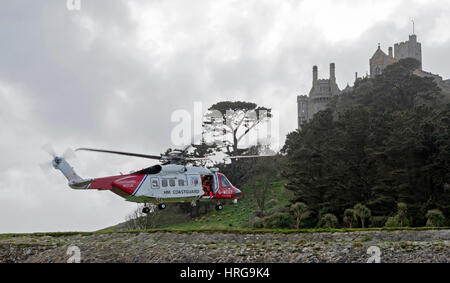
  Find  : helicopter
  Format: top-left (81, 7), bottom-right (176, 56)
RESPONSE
top-left (42, 144), bottom-right (263, 213)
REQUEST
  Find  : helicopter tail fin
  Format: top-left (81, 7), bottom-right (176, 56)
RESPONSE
top-left (52, 157), bottom-right (91, 189)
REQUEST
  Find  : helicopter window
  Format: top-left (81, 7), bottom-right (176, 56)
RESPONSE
top-left (190, 177), bottom-right (199, 187)
top-left (161, 179), bottom-right (168, 187)
top-left (178, 179), bottom-right (185, 186)
top-left (151, 179), bottom-right (159, 189)
top-left (220, 175), bottom-right (231, 188)
top-left (169, 179), bottom-right (175, 187)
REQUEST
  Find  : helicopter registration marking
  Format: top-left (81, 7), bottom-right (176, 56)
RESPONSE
top-left (161, 189), bottom-right (201, 195)
top-left (173, 190), bottom-right (200, 194)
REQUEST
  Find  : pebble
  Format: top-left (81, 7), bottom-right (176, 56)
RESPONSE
top-left (0, 229), bottom-right (448, 263)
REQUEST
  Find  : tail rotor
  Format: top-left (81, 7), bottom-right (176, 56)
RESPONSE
top-left (40, 143), bottom-right (76, 172)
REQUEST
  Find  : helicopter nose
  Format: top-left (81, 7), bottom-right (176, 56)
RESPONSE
top-left (234, 187), bottom-right (242, 198)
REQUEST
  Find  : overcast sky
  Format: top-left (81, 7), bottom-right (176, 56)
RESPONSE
top-left (1, 0), bottom-right (449, 233)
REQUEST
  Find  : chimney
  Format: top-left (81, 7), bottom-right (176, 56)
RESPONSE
top-left (388, 47), bottom-right (393, 57)
top-left (313, 65), bottom-right (318, 83)
top-left (330, 63), bottom-right (335, 82)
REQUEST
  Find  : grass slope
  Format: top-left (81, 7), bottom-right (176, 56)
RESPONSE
top-left (160, 179), bottom-right (292, 229)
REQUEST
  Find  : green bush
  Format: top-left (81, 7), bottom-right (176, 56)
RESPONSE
top-left (370, 216), bottom-right (388, 227)
top-left (385, 203), bottom-right (410, 227)
top-left (385, 215), bottom-right (410, 227)
top-left (320, 213), bottom-right (338, 228)
top-left (343, 209), bottom-right (357, 228)
top-left (262, 213), bottom-right (295, 229)
top-left (252, 217), bottom-right (264, 228)
top-left (267, 205), bottom-right (289, 216)
top-left (385, 216), bottom-right (401, 227)
top-left (425, 209), bottom-right (445, 227)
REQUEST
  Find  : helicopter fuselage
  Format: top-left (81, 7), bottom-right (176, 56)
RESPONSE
top-left (69, 164), bottom-right (241, 204)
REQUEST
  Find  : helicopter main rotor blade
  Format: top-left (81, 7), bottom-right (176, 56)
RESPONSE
top-left (184, 157), bottom-right (211, 161)
top-left (225, 155), bottom-right (274, 159)
top-left (76, 148), bottom-right (162, 160)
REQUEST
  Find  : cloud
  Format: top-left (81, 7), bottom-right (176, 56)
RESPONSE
top-left (0, 0), bottom-right (449, 232)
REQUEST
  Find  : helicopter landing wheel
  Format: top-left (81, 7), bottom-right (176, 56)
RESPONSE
top-left (142, 207), bottom-right (150, 214)
top-left (215, 203), bottom-right (223, 211)
top-left (158, 203), bottom-right (166, 210)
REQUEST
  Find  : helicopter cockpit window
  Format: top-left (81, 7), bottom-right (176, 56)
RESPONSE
top-left (220, 175), bottom-right (231, 188)
top-left (169, 179), bottom-right (175, 187)
top-left (161, 179), bottom-right (168, 187)
top-left (151, 179), bottom-right (159, 189)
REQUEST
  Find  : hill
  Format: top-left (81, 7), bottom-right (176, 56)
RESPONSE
top-left (100, 178), bottom-right (292, 231)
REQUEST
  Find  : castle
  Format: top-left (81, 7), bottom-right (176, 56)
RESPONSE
top-left (370, 34), bottom-right (422, 77)
top-left (297, 32), bottom-right (450, 128)
top-left (297, 63), bottom-right (341, 126)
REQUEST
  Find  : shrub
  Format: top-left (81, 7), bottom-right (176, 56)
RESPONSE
top-left (385, 216), bottom-right (402, 227)
top-left (343, 209), bottom-right (357, 228)
top-left (290, 202), bottom-right (310, 229)
top-left (252, 217), bottom-right (264, 228)
top-left (266, 198), bottom-right (279, 207)
top-left (262, 213), bottom-right (295, 229)
top-left (320, 213), bottom-right (338, 228)
top-left (396, 202), bottom-right (409, 226)
top-left (370, 216), bottom-right (388, 227)
top-left (425, 209), bottom-right (445, 227)
top-left (354, 203), bottom-right (371, 228)
top-left (385, 203), bottom-right (410, 227)
top-left (267, 205), bottom-right (289, 216)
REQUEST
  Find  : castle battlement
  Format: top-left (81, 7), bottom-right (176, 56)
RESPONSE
top-left (297, 63), bottom-right (341, 127)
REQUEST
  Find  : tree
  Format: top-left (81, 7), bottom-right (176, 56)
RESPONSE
top-left (354, 203), bottom-right (371, 228)
top-left (190, 141), bottom-right (218, 167)
top-left (396, 202), bottom-right (409, 226)
top-left (343, 208), bottom-right (357, 228)
top-left (247, 156), bottom-right (279, 216)
top-left (282, 58), bottom-right (450, 227)
top-left (262, 213), bottom-right (295, 229)
top-left (321, 213), bottom-right (338, 228)
top-left (124, 205), bottom-right (161, 230)
top-left (202, 101), bottom-right (272, 156)
top-left (291, 202), bottom-right (310, 229)
top-left (385, 202), bottom-right (410, 227)
top-left (425, 209), bottom-right (445, 227)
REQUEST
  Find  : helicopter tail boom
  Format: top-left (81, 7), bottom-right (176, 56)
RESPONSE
top-left (52, 157), bottom-right (92, 189)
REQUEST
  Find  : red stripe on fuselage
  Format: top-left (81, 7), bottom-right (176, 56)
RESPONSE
top-left (88, 174), bottom-right (146, 196)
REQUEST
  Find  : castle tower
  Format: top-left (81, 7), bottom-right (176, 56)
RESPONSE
top-left (313, 65), bottom-right (318, 83)
top-left (369, 44), bottom-right (397, 77)
top-left (394, 34), bottom-right (422, 69)
top-left (297, 63), bottom-right (341, 128)
top-left (330, 63), bottom-right (335, 83)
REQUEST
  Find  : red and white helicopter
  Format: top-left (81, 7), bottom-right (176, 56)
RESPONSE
top-left (42, 144), bottom-right (257, 213)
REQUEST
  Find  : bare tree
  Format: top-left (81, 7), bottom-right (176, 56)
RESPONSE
top-left (124, 204), bottom-right (160, 230)
top-left (247, 156), bottom-right (278, 217)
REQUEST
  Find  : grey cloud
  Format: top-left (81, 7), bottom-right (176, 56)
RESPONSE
top-left (1, 0), bottom-right (449, 232)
